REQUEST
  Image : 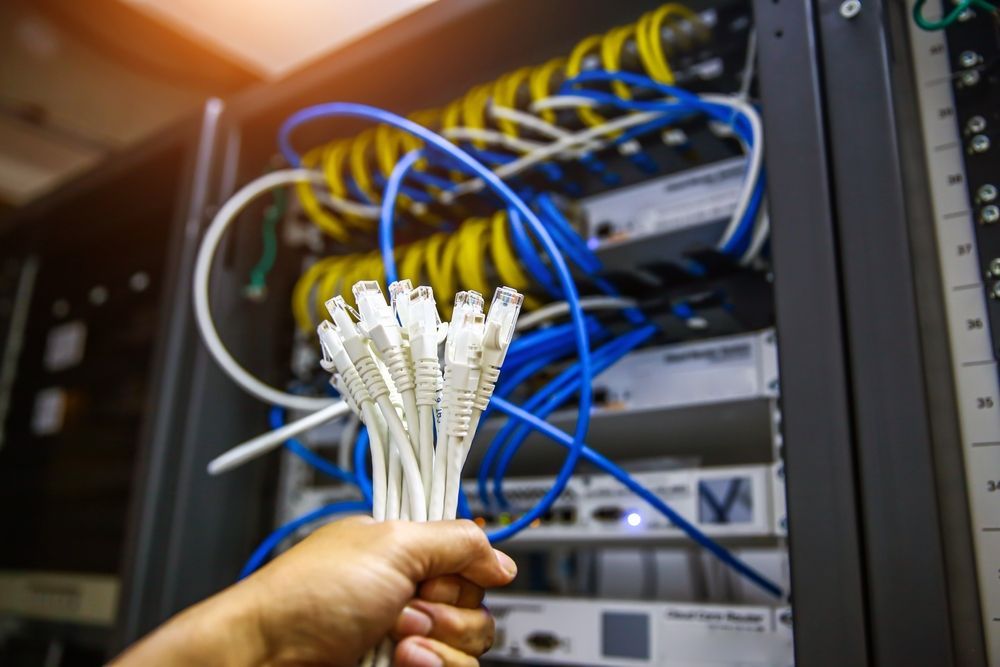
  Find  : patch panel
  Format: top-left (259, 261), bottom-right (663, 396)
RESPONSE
top-left (471, 329), bottom-right (780, 473)
top-left (485, 594), bottom-right (793, 666)
top-left (579, 156), bottom-right (747, 259)
top-left (466, 463), bottom-right (785, 544)
top-left (943, 8), bottom-right (1000, 358)
top-left (909, 5), bottom-right (1000, 660)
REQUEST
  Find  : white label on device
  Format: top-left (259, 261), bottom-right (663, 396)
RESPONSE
top-left (581, 157), bottom-right (747, 248)
top-left (31, 387), bottom-right (66, 436)
top-left (44, 320), bottom-right (86, 372)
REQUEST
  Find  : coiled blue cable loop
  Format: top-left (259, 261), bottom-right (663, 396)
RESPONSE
top-left (489, 396), bottom-right (784, 600)
top-left (492, 326), bottom-right (658, 509)
top-left (279, 102), bottom-right (594, 543)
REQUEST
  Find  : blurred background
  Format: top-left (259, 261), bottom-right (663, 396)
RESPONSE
top-left (0, 0), bottom-right (433, 211)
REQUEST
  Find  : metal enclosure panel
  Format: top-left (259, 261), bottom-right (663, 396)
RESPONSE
top-left (752, 0), bottom-right (870, 664)
top-left (812, 0), bottom-right (957, 663)
top-left (114, 100), bottom-right (275, 648)
top-left (895, 10), bottom-right (990, 667)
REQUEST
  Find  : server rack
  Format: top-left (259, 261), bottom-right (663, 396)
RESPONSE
top-left (0, 0), bottom-right (985, 665)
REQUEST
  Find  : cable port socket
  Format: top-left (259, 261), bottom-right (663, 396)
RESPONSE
top-left (591, 505), bottom-right (625, 522)
top-left (525, 632), bottom-right (561, 652)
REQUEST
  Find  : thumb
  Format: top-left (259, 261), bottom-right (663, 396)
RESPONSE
top-left (389, 520), bottom-right (517, 588)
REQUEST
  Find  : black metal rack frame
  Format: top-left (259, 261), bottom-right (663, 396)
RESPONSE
top-left (0, 0), bottom-right (985, 664)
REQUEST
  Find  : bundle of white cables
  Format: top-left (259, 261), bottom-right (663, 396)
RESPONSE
top-left (316, 280), bottom-right (521, 667)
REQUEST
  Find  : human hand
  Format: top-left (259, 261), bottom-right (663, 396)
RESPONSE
top-left (111, 517), bottom-right (516, 667)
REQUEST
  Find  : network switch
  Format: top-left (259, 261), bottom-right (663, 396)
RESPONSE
top-left (485, 594), bottom-right (793, 666)
top-left (466, 463), bottom-right (785, 543)
top-left (581, 156), bottom-right (746, 256)
top-left (592, 328), bottom-right (779, 412)
top-left (471, 330), bottom-right (780, 472)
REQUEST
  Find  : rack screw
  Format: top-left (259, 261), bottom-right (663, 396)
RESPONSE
top-left (959, 50), bottom-right (980, 68)
top-left (991, 283), bottom-right (1000, 300)
top-left (967, 116), bottom-right (987, 134)
top-left (982, 205), bottom-right (1000, 225)
top-left (840, 0), bottom-right (862, 18)
top-left (961, 70), bottom-right (981, 87)
top-left (970, 135), bottom-right (991, 154)
top-left (988, 258), bottom-right (1000, 278)
top-left (979, 184), bottom-right (998, 203)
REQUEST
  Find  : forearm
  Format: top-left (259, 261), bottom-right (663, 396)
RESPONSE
top-left (110, 583), bottom-right (269, 667)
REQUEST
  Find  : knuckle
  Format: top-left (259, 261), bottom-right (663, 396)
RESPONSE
top-left (453, 520), bottom-right (489, 553)
top-left (447, 608), bottom-right (473, 637)
top-left (381, 519), bottom-right (408, 542)
top-left (479, 613), bottom-right (496, 654)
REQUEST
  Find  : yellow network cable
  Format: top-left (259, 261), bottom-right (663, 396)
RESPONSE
top-left (566, 34), bottom-right (609, 130)
top-left (601, 26), bottom-right (636, 100)
top-left (494, 67), bottom-right (534, 137)
top-left (290, 3), bottom-right (711, 331)
top-left (296, 3), bottom-right (707, 241)
top-left (293, 210), bottom-right (550, 331)
top-left (528, 58), bottom-right (568, 125)
top-left (297, 149), bottom-right (351, 242)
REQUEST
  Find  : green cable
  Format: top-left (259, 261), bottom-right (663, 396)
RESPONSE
top-left (913, 0), bottom-right (997, 31)
top-left (245, 183), bottom-right (288, 298)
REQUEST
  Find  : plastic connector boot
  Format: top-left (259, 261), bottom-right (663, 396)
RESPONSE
top-left (476, 287), bottom-right (524, 413)
top-left (327, 296), bottom-right (428, 521)
top-left (441, 291), bottom-right (486, 519)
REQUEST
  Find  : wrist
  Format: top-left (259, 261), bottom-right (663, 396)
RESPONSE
top-left (111, 581), bottom-right (269, 667)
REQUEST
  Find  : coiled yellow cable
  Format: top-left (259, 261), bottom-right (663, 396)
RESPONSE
top-left (298, 3), bottom-right (706, 241)
top-left (291, 3), bottom-right (709, 330)
top-left (565, 35), bottom-right (609, 130)
top-left (528, 58), bottom-right (568, 125)
top-left (297, 149), bottom-right (351, 242)
top-left (494, 67), bottom-right (533, 137)
top-left (293, 208), bottom-right (552, 331)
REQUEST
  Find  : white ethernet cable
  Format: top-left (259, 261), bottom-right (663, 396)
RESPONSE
top-left (742, 198), bottom-right (770, 266)
top-left (700, 94), bottom-right (763, 255)
top-left (390, 280), bottom-right (445, 516)
top-left (327, 296), bottom-right (428, 522)
top-left (438, 291), bottom-right (486, 521)
top-left (193, 168), bottom-right (343, 413)
top-left (317, 320), bottom-right (389, 522)
top-left (444, 109), bottom-right (662, 199)
top-left (442, 127), bottom-right (545, 154)
top-left (515, 295), bottom-right (637, 332)
top-left (513, 92), bottom-right (764, 261)
top-left (206, 400), bottom-right (347, 476)
top-left (489, 104), bottom-right (603, 153)
top-left (375, 351), bottom-right (407, 522)
top-left (319, 320), bottom-right (395, 667)
top-left (445, 288), bottom-right (523, 519)
top-left (353, 281), bottom-right (430, 509)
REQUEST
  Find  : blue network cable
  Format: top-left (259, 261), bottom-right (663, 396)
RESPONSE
top-left (476, 344), bottom-right (588, 506)
top-left (488, 396), bottom-right (784, 600)
top-left (559, 71), bottom-right (764, 258)
top-left (491, 325), bottom-right (658, 509)
top-left (379, 149), bottom-right (423, 285)
top-left (505, 207), bottom-right (561, 297)
top-left (533, 193), bottom-right (601, 275)
top-left (505, 318), bottom-right (607, 366)
top-left (560, 87), bottom-right (752, 143)
top-left (270, 406), bottom-right (355, 485)
top-left (373, 172), bottom-right (434, 205)
top-left (278, 101), bottom-right (596, 542)
top-left (284, 82), bottom-right (767, 551)
top-left (239, 500), bottom-right (370, 580)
